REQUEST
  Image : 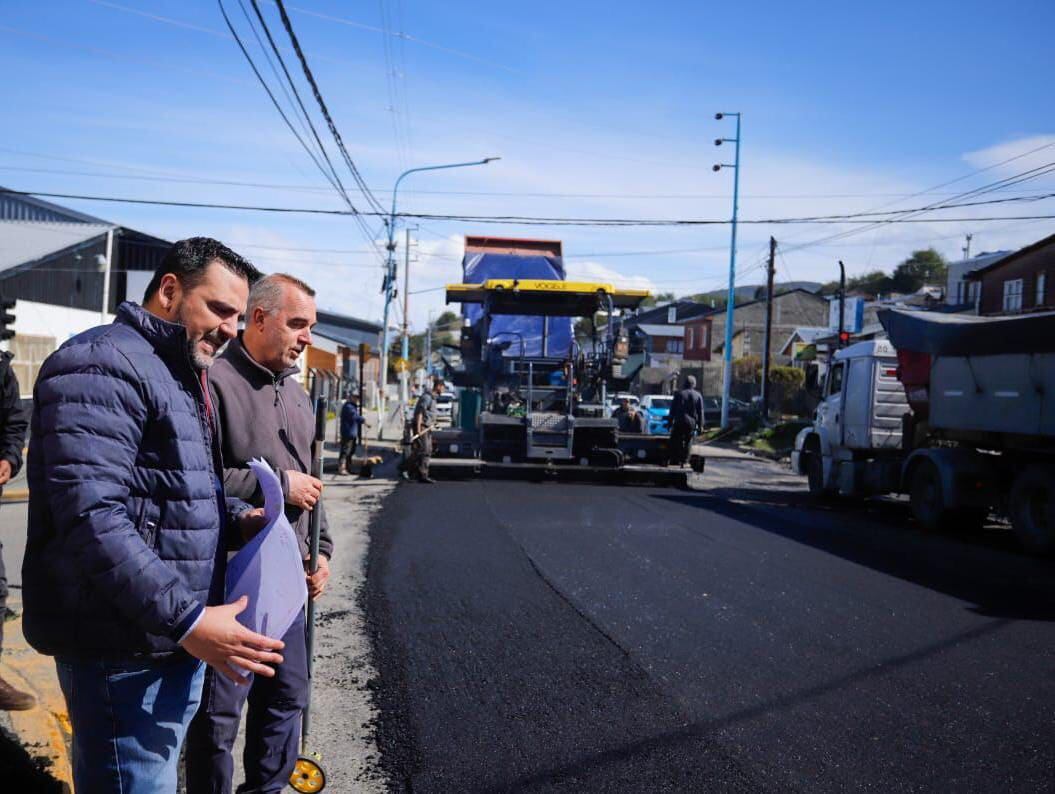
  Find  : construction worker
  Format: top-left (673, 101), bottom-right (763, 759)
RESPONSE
top-left (337, 395), bottom-right (363, 475)
top-left (407, 378), bottom-right (443, 483)
top-left (614, 397), bottom-right (646, 434)
top-left (669, 375), bottom-right (705, 466)
top-left (0, 350), bottom-right (30, 711)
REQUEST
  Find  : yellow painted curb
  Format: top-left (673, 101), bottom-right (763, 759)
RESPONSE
top-left (1, 606), bottom-right (73, 792)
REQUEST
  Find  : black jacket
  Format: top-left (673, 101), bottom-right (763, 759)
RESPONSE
top-left (0, 352), bottom-right (27, 483)
top-left (670, 387), bottom-right (705, 432)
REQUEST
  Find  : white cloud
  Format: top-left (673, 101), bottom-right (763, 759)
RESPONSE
top-left (963, 135), bottom-right (1055, 174)
top-left (564, 259), bottom-right (654, 292)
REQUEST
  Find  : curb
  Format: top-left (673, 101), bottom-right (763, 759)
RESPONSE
top-left (1, 488), bottom-right (28, 502)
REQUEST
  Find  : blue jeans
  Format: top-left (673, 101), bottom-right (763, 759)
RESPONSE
top-left (56, 653), bottom-right (205, 794)
top-left (186, 612), bottom-right (308, 794)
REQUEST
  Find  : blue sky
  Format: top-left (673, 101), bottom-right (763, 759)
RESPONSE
top-left (2, 0), bottom-right (1054, 329)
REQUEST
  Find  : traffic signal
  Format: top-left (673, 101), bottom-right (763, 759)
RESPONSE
top-left (838, 330), bottom-right (851, 346)
top-left (0, 298), bottom-right (15, 342)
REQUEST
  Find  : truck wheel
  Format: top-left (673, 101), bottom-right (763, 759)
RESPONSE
top-left (1009, 465), bottom-right (1055, 555)
top-left (806, 452), bottom-right (828, 498)
top-left (910, 460), bottom-right (950, 531)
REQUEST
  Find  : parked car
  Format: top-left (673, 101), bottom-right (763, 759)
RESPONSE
top-left (639, 395), bottom-right (672, 435)
top-left (701, 396), bottom-right (750, 426)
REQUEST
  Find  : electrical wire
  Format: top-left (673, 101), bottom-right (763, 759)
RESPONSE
top-left (272, 0), bottom-right (387, 216)
top-left (5, 187), bottom-right (1055, 226)
top-left (217, 0), bottom-right (387, 267)
top-left (782, 147), bottom-right (1055, 254)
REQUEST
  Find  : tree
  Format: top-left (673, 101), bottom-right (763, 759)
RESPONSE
top-left (891, 248), bottom-right (947, 294)
top-left (640, 291), bottom-right (676, 308)
top-left (820, 270), bottom-right (893, 297)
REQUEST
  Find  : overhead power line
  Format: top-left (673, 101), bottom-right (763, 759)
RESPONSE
top-left (4, 187), bottom-right (1055, 226)
top-left (782, 142), bottom-right (1055, 254)
top-left (272, 0), bottom-right (387, 216)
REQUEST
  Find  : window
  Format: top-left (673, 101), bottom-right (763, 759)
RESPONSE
top-left (827, 362), bottom-right (845, 396)
top-left (667, 339), bottom-right (683, 353)
top-left (967, 281), bottom-right (980, 306)
top-left (1002, 278), bottom-right (1024, 312)
top-left (1037, 272), bottom-right (1047, 308)
top-left (686, 327), bottom-right (695, 349)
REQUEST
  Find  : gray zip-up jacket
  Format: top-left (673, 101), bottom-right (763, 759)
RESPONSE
top-left (209, 335), bottom-right (333, 559)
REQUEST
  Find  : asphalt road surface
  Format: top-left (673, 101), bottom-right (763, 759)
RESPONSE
top-left (365, 460), bottom-right (1055, 793)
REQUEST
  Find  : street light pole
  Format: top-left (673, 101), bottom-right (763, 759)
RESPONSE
top-left (399, 225), bottom-right (415, 411)
top-left (377, 157), bottom-right (500, 438)
top-left (714, 112), bottom-right (742, 429)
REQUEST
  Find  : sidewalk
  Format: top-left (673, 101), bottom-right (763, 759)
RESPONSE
top-left (0, 499), bottom-right (72, 791)
top-left (0, 599), bottom-right (73, 791)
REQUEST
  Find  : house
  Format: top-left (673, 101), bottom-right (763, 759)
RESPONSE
top-left (964, 233), bottom-right (1055, 316)
top-left (0, 190), bottom-right (171, 394)
top-left (779, 327), bottom-right (830, 368)
top-left (0, 190), bottom-right (384, 399)
top-left (681, 288), bottom-right (829, 394)
top-left (681, 316), bottom-right (713, 362)
top-left (946, 250), bottom-right (1011, 308)
top-left (307, 309), bottom-right (382, 398)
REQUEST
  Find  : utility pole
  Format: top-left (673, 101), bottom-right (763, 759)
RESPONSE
top-left (713, 112), bottom-right (742, 429)
top-left (760, 236), bottom-right (776, 423)
top-left (399, 227), bottom-right (414, 413)
top-left (425, 309), bottom-right (434, 378)
top-left (838, 260), bottom-right (847, 348)
top-left (962, 233), bottom-right (973, 261)
top-left (100, 228), bottom-right (114, 324)
top-left (377, 158), bottom-right (499, 437)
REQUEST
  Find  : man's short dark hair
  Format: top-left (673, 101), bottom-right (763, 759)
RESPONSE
top-left (143, 237), bottom-right (261, 302)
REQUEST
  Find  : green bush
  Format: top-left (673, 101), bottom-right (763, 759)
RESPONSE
top-left (770, 366), bottom-right (805, 388)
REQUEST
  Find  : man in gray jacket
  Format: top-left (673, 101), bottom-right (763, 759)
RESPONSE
top-left (186, 273), bottom-right (333, 793)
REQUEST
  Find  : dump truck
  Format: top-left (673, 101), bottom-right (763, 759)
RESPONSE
top-left (791, 308), bottom-right (1055, 554)
top-left (424, 240), bottom-right (703, 484)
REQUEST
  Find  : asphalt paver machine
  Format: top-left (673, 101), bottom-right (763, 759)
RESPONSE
top-left (430, 279), bottom-right (701, 484)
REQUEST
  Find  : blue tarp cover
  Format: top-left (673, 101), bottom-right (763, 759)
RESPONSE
top-left (461, 252), bottom-right (574, 357)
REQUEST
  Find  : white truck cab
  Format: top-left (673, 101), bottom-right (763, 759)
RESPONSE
top-left (791, 340), bottom-right (907, 496)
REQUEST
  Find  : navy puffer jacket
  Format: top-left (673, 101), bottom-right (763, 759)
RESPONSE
top-left (23, 302), bottom-right (245, 660)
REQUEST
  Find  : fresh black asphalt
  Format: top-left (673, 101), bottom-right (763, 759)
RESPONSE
top-left (363, 461), bottom-right (1055, 792)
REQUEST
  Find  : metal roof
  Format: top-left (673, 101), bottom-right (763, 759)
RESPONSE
top-left (779, 326), bottom-right (830, 354)
top-left (0, 189), bottom-right (108, 223)
top-left (312, 310), bottom-right (381, 349)
top-left (0, 220), bottom-right (115, 274)
top-left (634, 323), bottom-right (686, 338)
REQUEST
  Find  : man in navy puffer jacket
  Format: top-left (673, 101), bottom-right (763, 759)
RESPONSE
top-left (23, 238), bottom-right (286, 794)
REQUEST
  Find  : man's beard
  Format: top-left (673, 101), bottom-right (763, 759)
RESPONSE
top-left (177, 306), bottom-right (226, 369)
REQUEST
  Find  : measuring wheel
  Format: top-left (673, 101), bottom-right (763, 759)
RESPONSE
top-left (289, 754), bottom-right (326, 792)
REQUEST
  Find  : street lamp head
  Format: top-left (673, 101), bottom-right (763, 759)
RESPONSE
top-left (482, 157), bottom-right (501, 164)
top-left (715, 112), bottom-right (724, 120)
top-left (714, 139), bottom-right (723, 146)
top-left (712, 164), bottom-right (721, 172)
